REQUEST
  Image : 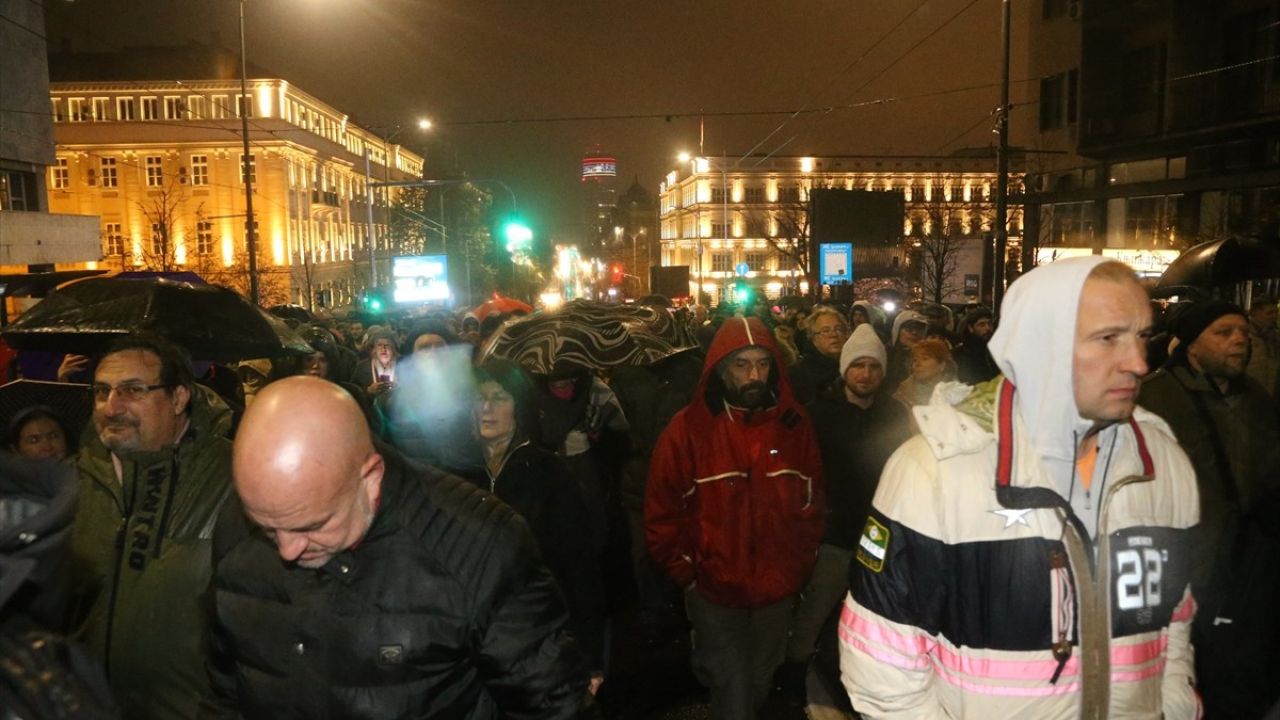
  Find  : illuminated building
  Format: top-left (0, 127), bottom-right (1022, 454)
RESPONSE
top-left (44, 48), bottom-right (423, 308)
top-left (658, 154), bottom-right (1025, 304)
top-left (581, 149), bottom-right (618, 256)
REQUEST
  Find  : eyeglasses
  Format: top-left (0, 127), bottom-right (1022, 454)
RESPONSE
top-left (813, 326), bottom-right (850, 337)
top-left (90, 382), bottom-right (172, 403)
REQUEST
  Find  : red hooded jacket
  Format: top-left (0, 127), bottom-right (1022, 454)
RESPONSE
top-left (644, 316), bottom-right (825, 608)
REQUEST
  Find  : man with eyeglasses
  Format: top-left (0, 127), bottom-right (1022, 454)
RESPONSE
top-left (69, 334), bottom-right (234, 720)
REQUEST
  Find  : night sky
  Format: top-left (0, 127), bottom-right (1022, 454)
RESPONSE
top-left (44, 0), bottom-right (1030, 241)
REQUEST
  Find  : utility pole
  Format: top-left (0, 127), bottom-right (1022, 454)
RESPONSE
top-left (238, 0), bottom-right (259, 305)
top-left (994, 0), bottom-right (1012, 309)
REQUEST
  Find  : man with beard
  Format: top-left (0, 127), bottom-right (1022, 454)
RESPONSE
top-left (953, 306), bottom-right (999, 384)
top-left (1139, 301), bottom-right (1280, 720)
top-left (646, 316), bottom-right (825, 720)
top-left (70, 335), bottom-right (233, 719)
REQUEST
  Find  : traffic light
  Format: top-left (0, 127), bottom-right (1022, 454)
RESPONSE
top-left (610, 262), bottom-right (624, 285)
top-left (503, 217), bottom-right (533, 253)
top-left (361, 289), bottom-right (387, 313)
top-left (732, 279), bottom-right (752, 305)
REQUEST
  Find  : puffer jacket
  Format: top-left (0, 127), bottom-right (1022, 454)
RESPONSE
top-left (838, 378), bottom-right (1201, 720)
top-left (200, 446), bottom-right (587, 719)
top-left (69, 385), bottom-right (233, 720)
top-left (645, 315), bottom-right (825, 609)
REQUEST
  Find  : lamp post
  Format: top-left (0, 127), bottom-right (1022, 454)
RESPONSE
top-left (238, 0), bottom-right (259, 305)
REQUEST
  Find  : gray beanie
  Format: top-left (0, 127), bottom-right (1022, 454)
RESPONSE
top-left (840, 324), bottom-right (887, 375)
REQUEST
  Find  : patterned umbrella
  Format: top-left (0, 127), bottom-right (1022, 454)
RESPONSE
top-left (1, 278), bottom-right (314, 362)
top-left (478, 300), bottom-right (698, 375)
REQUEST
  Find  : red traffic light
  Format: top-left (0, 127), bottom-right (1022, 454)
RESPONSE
top-left (610, 263), bottom-right (624, 284)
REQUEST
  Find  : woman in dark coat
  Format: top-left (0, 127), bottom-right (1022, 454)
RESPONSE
top-left (471, 358), bottom-right (607, 694)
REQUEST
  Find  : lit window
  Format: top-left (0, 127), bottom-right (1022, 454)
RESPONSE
top-left (51, 158), bottom-right (69, 190)
top-left (100, 157), bottom-right (118, 188)
top-left (145, 155), bottom-right (163, 187)
top-left (189, 155), bottom-right (208, 186)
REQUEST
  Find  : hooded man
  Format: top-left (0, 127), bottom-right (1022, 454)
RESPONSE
top-left (838, 257), bottom-right (1200, 720)
top-left (645, 315), bottom-right (825, 720)
top-left (953, 306), bottom-right (1000, 384)
top-left (1139, 300), bottom-right (1280, 720)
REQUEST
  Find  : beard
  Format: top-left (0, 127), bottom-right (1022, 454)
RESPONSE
top-left (724, 380), bottom-right (773, 409)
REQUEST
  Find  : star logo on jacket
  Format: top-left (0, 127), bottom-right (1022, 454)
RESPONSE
top-left (378, 644), bottom-right (404, 665)
top-left (990, 507), bottom-right (1033, 528)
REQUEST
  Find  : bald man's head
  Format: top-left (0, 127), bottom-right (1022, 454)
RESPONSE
top-left (234, 376), bottom-right (384, 568)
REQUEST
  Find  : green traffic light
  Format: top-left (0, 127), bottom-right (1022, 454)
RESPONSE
top-left (367, 297), bottom-right (383, 312)
top-left (503, 220), bottom-right (533, 253)
top-left (732, 282), bottom-right (751, 305)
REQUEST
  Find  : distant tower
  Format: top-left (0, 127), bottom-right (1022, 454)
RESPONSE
top-left (581, 148), bottom-right (618, 257)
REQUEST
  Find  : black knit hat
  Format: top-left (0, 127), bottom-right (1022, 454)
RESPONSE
top-left (1173, 300), bottom-right (1246, 347)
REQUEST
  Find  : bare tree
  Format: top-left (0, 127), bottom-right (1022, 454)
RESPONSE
top-left (908, 178), bottom-right (992, 304)
top-left (133, 176), bottom-right (202, 272)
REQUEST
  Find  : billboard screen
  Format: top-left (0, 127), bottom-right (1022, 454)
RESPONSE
top-left (391, 255), bottom-right (449, 304)
top-left (582, 156), bottom-right (618, 179)
top-left (819, 243), bottom-right (854, 285)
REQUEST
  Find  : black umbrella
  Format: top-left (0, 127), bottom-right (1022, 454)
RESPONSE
top-left (478, 299), bottom-right (699, 375)
top-left (0, 380), bottom-right (93, 446)
top-left (1153, 236), bottom-right (1280, 297)
top-left (267, 304), bottom-right (314, 324)
top-left (1, 278), bottom-right (313, 362)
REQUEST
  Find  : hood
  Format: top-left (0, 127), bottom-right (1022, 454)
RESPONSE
top-left (694, 315), bottom-right (794, 417)
top-left (851, 300), bottom-right (887, 329)
top-left (0, 453), bottom-right (77, 624)
top-left (987, 255), bottom-right (1109, 463)
top-left (891, 310), bottom-right (926, 345)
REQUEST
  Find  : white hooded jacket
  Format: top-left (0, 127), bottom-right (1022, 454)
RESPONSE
top-left (838, 257), bottom-right (1201, 720)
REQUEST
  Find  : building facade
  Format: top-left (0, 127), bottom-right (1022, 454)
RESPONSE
top-left (0, 0), bottom-right (98, 270)
top-left (46, 73), bottom-right (423, 307)
top-left (1022, 0), bottom-right (1280, 278)
top-left (658, 154), bottom-right (1024, 304)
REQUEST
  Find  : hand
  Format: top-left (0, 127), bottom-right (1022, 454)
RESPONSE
top-left (56, 354), bottom-right (91, 382)
top-left (367, 381), bottom-right (395, 396)
top-left (588, 675), bottom-right (604, 696)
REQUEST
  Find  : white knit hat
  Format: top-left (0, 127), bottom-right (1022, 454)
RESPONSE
top-left (840, 324), bottom-right (887, 375)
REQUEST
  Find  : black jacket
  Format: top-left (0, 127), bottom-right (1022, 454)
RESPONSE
top-left (201, 447), bottom-right (587, 719)
top-left (954, 338), bottom-right (1000, 385)
top-left (805, 382), bottom-right (912, 550)
top-left (788, 352), bottom-right (840, 406)
top-left (478, 443), bottom-right (607, 673)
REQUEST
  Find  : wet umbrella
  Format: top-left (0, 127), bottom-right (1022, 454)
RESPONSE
top-left (472, 294), bottom-right (533, 321)
top-left (1, 277), bottom-right (314, 362)
top-left (1153, 236), bottom-right (1280, 297)
top-left (267, 304), bottom-right (314, 324)
top-left (478, 299), bottom-right (699, 375)
top-left (0, 380), bottom-right (92, 445)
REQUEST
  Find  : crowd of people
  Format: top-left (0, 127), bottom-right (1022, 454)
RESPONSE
top-left (1, 260), bottom-right (1279, 719)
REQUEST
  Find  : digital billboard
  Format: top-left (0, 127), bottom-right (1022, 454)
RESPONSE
top-left (392, 255), bottom-right (450, 304)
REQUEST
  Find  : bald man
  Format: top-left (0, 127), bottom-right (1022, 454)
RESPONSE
top-left (200, 377), bottom-right (586, 719)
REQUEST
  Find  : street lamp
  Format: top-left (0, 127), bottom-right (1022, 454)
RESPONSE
top-left (363, 118), bottom-right (431, 290)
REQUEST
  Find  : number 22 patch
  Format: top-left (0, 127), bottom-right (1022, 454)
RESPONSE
top-left (856, 516), bottom-right (890, 573)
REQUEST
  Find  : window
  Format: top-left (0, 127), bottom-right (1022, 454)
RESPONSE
top-left (145, 155), bottom-right (163, 187)
top-left (1066, 68), bottom-right (1079, 125)
top-left (1042, 0), bottom-right (1066, 18)
top-left (189, 155), bottom-right (208, 186)
top-left (67, 98), bottom-right (87, 122)
top-left (151, 223), bottom-right (165, 255)
top-left (99, 157), bottom-right (118, 188)
top-left (711, 187), bottom-right (727, 204)
top-left (1039, 73), bottom-right (1065, 130)
top-left (164, 96), bottom-right (184, 120)
top-left (50, 99), bottom-right (65, 123)
top-left (103, 223), bottom-right (124, 256)
top-left (711, 252), bottom-right (732, 273)
top-left (711, 222), bottom-right (726, 238)
top-left (777, 186), bottom-right (800, 203)
top-left (141, 97), bottom-right (159, 120)
top-left (746, 219), bottom-right (767, 237)
top-left (0, 170), bottom-right (36, 210)
top-left (235, 94), bottom-right (252, 118)
top-left (743, 187), bottom-right (764, 203)
top-left (239, 154), bottom-right (256, 185)
top-left (187, 96), bottom-right (205, 119)
top-left (210, 96), bottom-right (228, 119)
top-left (116, 97), bottom-right (136, 121)
top-left (91, 97), bottom-right (110, 121)
top-left (51, 158), bottom-right (69, 190)
top-left (746, 252), bottom-right (767, 271)
top-left (196, 220), bottom-right (214, 255)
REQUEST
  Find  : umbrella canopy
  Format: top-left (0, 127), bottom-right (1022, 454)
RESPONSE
top-left (267, 304), bottom-right (315, 324)
top-left (479, 299), bottom-right (699, 375)
top-left (473, 294), bottom-right (533, 321)
top-left (0, 380), bottom-right (93, 447)
top-left (1, 277), bottom-right (314, 362)
top-left (1154, 236), bottom-right (1280, 297)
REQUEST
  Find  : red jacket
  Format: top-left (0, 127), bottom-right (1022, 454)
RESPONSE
top-left (645, 316), bottom-right (825, 608)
